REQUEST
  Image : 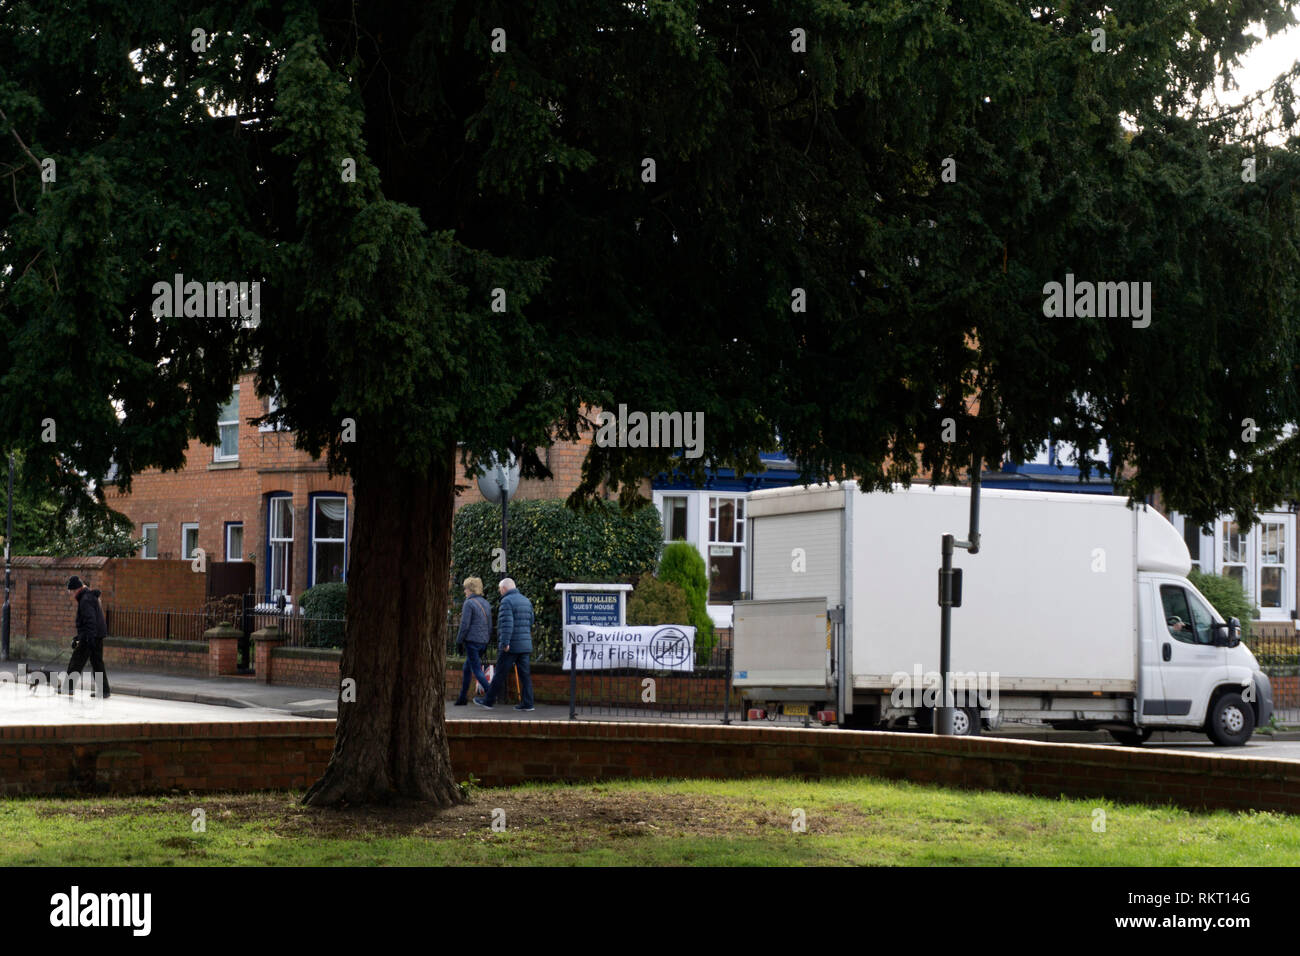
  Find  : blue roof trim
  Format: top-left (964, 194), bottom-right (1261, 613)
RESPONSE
top-left (982, 477), bottom-right (1115, 494)
top-left (652, 467), bottom-right (804, 492)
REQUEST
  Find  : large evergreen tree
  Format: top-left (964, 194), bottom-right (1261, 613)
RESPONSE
top-left (3, 1), bottom-right (1299, 805)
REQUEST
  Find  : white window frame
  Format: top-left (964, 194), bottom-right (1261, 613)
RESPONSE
top-left (707, 494), bottom-right (747, 600)
top-left (268, 495), bottom-right (294, 598)
top-left (1221, 519), bottom-right (1249, 603)
top-left (214, 385), bottom-right (240, 461)
top-left (310, 495), bottom-right (348, 586)
top-left (707, 495), bottom-right (746, 545)
top-left (141, 523), bottom-right (159, 559)
top-left (1258, 518), bottom-right (1288, 614)
top-left (1183, 511), bottom-right (1297, 623)
top-left (181, 523), bottom-right (199, 560)
top-left (661, 495), bottom-right (689, 543)
top-left (1173, 514), bottom-right (1207, 572)
top-left (259, 388), bottom-right (289, 432)
top-left (226, 522), bottom-right (244, 562)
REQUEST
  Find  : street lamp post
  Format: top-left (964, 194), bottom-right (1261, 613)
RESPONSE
top-left (476, 452), bottom-right (520, 576)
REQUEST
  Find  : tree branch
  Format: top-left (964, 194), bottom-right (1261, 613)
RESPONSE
top-left (9, 168), bottom-right (23, 215)
top-left (0, 104), bottom-right (46, 194)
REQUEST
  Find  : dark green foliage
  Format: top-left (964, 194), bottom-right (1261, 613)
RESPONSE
top-left (1188, 569), bottom-right (1257, 640)
top-left (28, 511), bottom-right (142, 558)
top-left (452, 499), bottom-right (662, 660)
top-left (6, 1), bottom-right (1300, 803)
top-left (301, 582), bottom-right (347, 648)
top-left (626, 576), bottom-right (690, 628)
top-left (0, 453), bottom-right (137, 555)
top-left (657, 542), bottom-right (716, 662)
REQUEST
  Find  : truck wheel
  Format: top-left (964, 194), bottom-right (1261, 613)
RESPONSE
top-left (1108, 729), bottom-right (1152, 746)
top-left (1206, 692), bottom-right (1255, 746)
top-left (950, 708), bottom-right (980, 736)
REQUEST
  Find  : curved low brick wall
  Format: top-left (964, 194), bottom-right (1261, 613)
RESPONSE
top-left (2, 720), bottom-right (1298, 815)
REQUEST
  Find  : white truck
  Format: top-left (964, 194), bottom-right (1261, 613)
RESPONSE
top-left (733, 482), bottom-right (1273, 745)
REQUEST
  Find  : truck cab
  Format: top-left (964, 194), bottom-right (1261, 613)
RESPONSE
top-left (1137, 572), bottom-right (1271, 744)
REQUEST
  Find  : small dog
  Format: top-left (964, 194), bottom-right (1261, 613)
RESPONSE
top-left (25, 666), bottom-right (58, 694)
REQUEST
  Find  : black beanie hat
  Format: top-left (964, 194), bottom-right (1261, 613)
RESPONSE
top-left (66, 576), bottom-right (84, 591)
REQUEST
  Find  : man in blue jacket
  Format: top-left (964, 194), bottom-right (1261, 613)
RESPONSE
top-left (474, 577), bottom-right (535, 711)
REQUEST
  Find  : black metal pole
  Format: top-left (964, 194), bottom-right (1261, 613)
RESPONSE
top-left (500, 492), bottom-right (508, 575)
top-left (1, 452), bottom-right (11, 661)
top-left (723, 646), bottom-right (732, 725)
top-left (936, 453), bottom-right (982, 736)
top-left (936, 533), bottom-right (954, 735)
top-left (568, 641), bottom-right (577, 720)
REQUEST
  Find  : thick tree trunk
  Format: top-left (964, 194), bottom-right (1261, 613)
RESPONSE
top-left (302, 449), bottom-right (462, 807)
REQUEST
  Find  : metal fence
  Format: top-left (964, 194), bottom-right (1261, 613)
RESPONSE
top-left (242, 594), bottom-right (345, 649)
top-left (565, 643), bottom-right (736, 723)
top-left (104, 606), bottom-right (213, 642)
top-left (104, 593), bottom-right (346, 651)
top-left (1248, 631), bottom-right (1300, 725)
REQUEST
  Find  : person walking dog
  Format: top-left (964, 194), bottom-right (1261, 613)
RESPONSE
top-left (473, 577), bottom-right (535, 711)
top-left (453, 577), bottom-right (492, 705)
top-left (65, 576), bottom-right (110, 699)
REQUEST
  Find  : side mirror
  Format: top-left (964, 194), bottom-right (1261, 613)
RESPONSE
top-left (1212, 618), bottom-right (1242, 647)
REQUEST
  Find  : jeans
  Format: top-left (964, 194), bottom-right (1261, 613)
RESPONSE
top-left (456, 643), bottom-right (490, 704)
top-left (483, 649), bottom-right (533, 708)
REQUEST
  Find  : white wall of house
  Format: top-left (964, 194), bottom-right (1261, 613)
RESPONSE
top-left (1171, 510), bottom-right (1297, 626)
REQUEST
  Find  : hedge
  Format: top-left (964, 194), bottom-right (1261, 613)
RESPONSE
top-left (301, 581), bottom-right (347, 648)
top-left (1187, 568), bottom-right (1256, 641)
top-left (657, 541), bottom-right (716, 662)
top-left (626, 576), bottom-right (690, 628)
top-left (451, 498), bottom-right (663, 661)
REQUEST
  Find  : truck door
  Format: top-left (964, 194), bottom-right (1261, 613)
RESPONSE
top-left (1148, 581), bottom-right (1224, 724)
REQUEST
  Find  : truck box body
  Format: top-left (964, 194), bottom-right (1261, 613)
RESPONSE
top-left (851, 484), bottom-right (1139, 692)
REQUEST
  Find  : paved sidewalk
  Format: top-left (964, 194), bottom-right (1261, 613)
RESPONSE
top-left (0, 660), bottom-right (570, 720)
top-left (3, 659), bottom-right (1298, 738)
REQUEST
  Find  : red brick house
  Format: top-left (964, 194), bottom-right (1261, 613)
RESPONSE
top-left (107, 372), bottom-right (602, 602)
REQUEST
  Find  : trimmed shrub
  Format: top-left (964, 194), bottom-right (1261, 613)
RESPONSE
top-left (452, 498), bottom-right (663, 661)
top-left (626, 575), bottom-right (690, 627)
top-left (301, 581), bottom-right (347, 647)
top-left (1187, 568), bottom-right (1256, 641)
top-left (657, 541), bottom-right (716, 662)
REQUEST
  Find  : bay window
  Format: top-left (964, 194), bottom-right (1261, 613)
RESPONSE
top-left (311, 495), bottom-right (347, 585)
top-left (268, 494), bottom-right (294, 597)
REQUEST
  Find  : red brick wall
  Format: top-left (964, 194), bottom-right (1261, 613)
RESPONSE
top-left (106, 373), bottom-right (618, 603)
top-left (112, 560), bottom-right (207, 607)
top-left (10, 558), bottom-right (215, 644)
top-left (5, 721), bottom-right (1299, 815)
top-left (1274, 675), bottom-right (1299, 711)
top-left (105, 372), bottom-right (354, 601)
top-left (10, 557), bottom-right (113, 641)
top-left (271, 651), bottom-right (341, 688)
top-left (103, 641), bottom-right (209, 676)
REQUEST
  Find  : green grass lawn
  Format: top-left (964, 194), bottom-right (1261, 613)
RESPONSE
top-left (1, 776), bottom-right (1297, 866)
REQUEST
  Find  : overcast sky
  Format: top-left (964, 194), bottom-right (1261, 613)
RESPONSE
top-left (1219, 21), bottom-right (1299, 106)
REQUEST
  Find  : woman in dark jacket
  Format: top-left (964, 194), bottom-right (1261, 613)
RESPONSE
top-left (453, 576), bottom-right (492, 705)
